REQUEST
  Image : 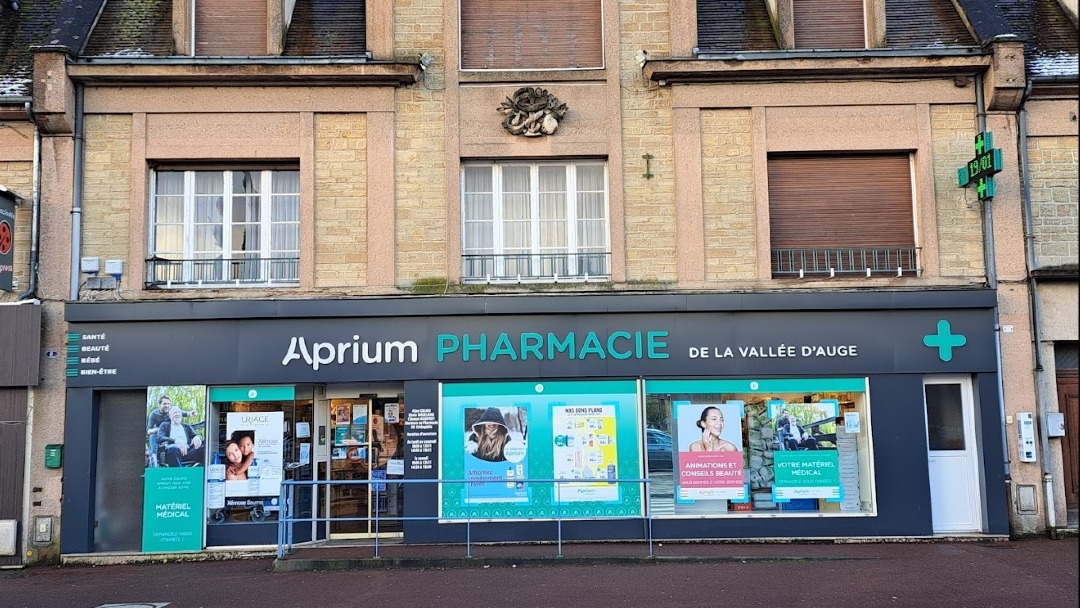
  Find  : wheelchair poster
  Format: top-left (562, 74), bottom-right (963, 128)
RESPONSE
top-left (768, 399), bottom-right (841, 502)
top-left (142, 385), bottom-right (207, 553)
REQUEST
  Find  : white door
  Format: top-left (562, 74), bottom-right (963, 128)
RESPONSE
top-left (923, 376), bottom-right (982, 533)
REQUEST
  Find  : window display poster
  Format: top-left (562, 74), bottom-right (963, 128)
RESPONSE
top-left (440, 380), bottom-right (643, 520)
top-left (460, 405), bottom-right (530, 504)
top-left (552, 404), bottom-right (619, 502)
top-left (223, 411), bottom-right (285, 498)
top-left (674, 401), bottom-right (747, 502)
top-left (143, 385), bottom-right (207, 552)
top-left (768, 399), bottom-right (841, 502)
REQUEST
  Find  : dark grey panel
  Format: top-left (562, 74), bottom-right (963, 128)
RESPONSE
top-left (65, 290), bottom-right (998, 322)
top-left (65, 307), bottom-right (998, 388)
top-left (0, 388), bottom-right (26, 566)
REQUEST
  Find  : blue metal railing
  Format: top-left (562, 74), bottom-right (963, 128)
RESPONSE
top-left (276, 477), bottom-right (653, 560)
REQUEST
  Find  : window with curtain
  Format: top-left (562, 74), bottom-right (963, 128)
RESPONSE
top-left (768, 153), bottom-right (919, 278)
top-left (149, 168), bottom-right (300, 287)
top-left (459, 0), bottom-right (604, 70)
top-left (462, 161), bottom-right (610, 282)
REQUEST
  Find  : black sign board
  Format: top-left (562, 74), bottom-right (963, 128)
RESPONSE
top-left (0, 189), bottom-right (18, 292)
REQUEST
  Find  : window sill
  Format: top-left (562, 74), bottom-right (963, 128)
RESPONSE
top-left (458, 68), bottom-right (608, 85)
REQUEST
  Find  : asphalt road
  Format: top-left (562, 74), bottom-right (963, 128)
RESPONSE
top-left (1, 538), bottom-right (1076, 608)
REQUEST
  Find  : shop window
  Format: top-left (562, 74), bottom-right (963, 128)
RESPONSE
top-left (644, 378), bottom-right (876, 516)
top-left (195, 0), bottom-right (269, 56)
top-left (147, 168), bottom-right (300, 288)
top-left (459, 0), bottom-right (603, 70)
top-left (793, 0), bottom-right (866, 49)
top-left (768, 153), bottom-right (920, 278)
top-left (461, 161), bottom-right (611, 283)
top-left (205, 389), bottom-right (314, 536)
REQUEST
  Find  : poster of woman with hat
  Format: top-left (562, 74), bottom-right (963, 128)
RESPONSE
top-left (462, 405), bottom-right (529, 502)
top-left (466, 406), bottom-right (529, 464)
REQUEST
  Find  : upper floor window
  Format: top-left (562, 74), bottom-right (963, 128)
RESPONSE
top-left (148, 168), bottom-right (300, 288)
top-left (196, 0), bottom-right (269, 56)
top-left (793, 0), bottom-right (866, 49)
top-left (459, 0), bottom-right (603, 70)
top-left (462, 161), bottom-right (610, 283)
top-left (768, 153), bottom-right (919, 278)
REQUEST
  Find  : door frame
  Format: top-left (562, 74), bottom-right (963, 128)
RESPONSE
top-left (325, 397), bottom-right (404, 540)
top-left (1056, 368), bottom-right (1078, 511)
top-left (923, 375), bottom-right (984, 534)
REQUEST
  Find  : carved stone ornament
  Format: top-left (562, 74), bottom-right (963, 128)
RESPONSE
top-left (498, 87), bottom-right (568, 137)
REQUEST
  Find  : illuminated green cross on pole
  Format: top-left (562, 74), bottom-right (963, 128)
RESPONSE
top-left (957, 131), bottom-right (1004, 201)
top-left (923, 319), bottom-right (968, 362)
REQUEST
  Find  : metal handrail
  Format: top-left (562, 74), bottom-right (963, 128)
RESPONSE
top-left (276, 477), bottom-right (653, 560)
top-left (461, 252), bottom-right (612, 283)
top-left (772, 246), bottom-right (921, 277)
top-left (145, 256), bottom-right (300, 287)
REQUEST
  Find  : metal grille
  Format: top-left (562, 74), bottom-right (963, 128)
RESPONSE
top-left (145, 257), bottom-right (299, 288)
top-left (462, 252), bottom-right (611, 283)
top-left (772, 246), bottom-right (921, 277)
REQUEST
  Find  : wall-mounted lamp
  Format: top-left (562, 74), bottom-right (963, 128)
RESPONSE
top-left (418, 53), bottom-right (434, 71)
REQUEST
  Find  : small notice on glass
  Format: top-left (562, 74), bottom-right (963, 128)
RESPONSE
top-left (844, 412), bottom-right (861, 434)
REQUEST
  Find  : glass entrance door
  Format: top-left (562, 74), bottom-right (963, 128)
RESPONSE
top-left (327, 397), bottom-right (405, 536)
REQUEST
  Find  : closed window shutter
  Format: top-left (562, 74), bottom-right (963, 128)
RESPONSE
top-left (768, 153), bottom-right (914, 250)
top-left (793, 0), bottom-right (866, 49)
top-left (195, 0), bottom-right (268, 56)
top-left (460, 0), bottom-right (603, 70)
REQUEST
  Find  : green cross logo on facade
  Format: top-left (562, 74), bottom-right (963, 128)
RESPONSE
top-left (957, 131), bottom-right (1004, 202)
top-left (923, 319), bottom-right (967, 362)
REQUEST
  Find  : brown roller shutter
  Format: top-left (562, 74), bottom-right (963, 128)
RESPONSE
top-left (768, 152), bottom-right (914, 249)
top-left (793, 0), bottom-right (866, 49)
top-left (461, 0), bottom-right (603, 70)
top-left (196, 0), bottom-right (268, 56)
top-left (0, 304), bottom-right (40, 386)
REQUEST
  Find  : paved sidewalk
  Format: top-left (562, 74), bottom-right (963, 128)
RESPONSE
top-left (3, 538), bottom-right (1077, 608)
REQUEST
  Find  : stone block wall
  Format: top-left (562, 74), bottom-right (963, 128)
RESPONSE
top-left (394, 0), bottom-right (447, 285)
top-left (929, 105), bottom-right (986, 278)
top-left (1028, 135), bottom-right (1079, 267)
top-left (701, 109), bottom-right (756, 282)
top-left (81, 114), bottom-right (133, 290)
top-left (620, 0), bottom-right (677, 283)
top-left (314, 113), bottom-right (368, 288)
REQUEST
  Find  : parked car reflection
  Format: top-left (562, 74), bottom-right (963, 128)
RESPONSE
top-left (646, 428), bottom-right (673, 472)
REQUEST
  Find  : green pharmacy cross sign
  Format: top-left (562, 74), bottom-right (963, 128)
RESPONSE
top-left (957, 131), bottom-right (1004, 201)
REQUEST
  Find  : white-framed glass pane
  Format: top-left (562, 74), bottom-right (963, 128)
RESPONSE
top-left (460, 160), bottom-right (609, 281)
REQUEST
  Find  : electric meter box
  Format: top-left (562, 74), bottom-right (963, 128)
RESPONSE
top-left (1016, 412), bottom-right (1037, 462)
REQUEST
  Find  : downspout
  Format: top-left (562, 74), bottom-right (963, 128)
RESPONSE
top-left (1017, 78), bottom-right (1056, 530)
top-left (975, 72), bottom-right (1013, 496)
top-left (69, 83), bottom-right (84, 301)
top-left (16, 102), bottom-right (41, 301)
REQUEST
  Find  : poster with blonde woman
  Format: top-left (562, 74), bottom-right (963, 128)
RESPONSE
top-left (674, 401), bottom-right (746, 502)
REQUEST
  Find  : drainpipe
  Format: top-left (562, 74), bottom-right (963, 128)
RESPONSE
top-left (16, 102), bottom-right (41, 301)
top-left (1017, 78), bottom-right (1056, 531)
top-left (70, 83), bottom-right (85, 301)
top-left (975, 72), bottom-right (1013, 496)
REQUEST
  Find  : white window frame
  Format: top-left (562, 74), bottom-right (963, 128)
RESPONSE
top-left (461, 161), bottom-right (611, 283)
top-left (148, 168), bottom-right (300, 288)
